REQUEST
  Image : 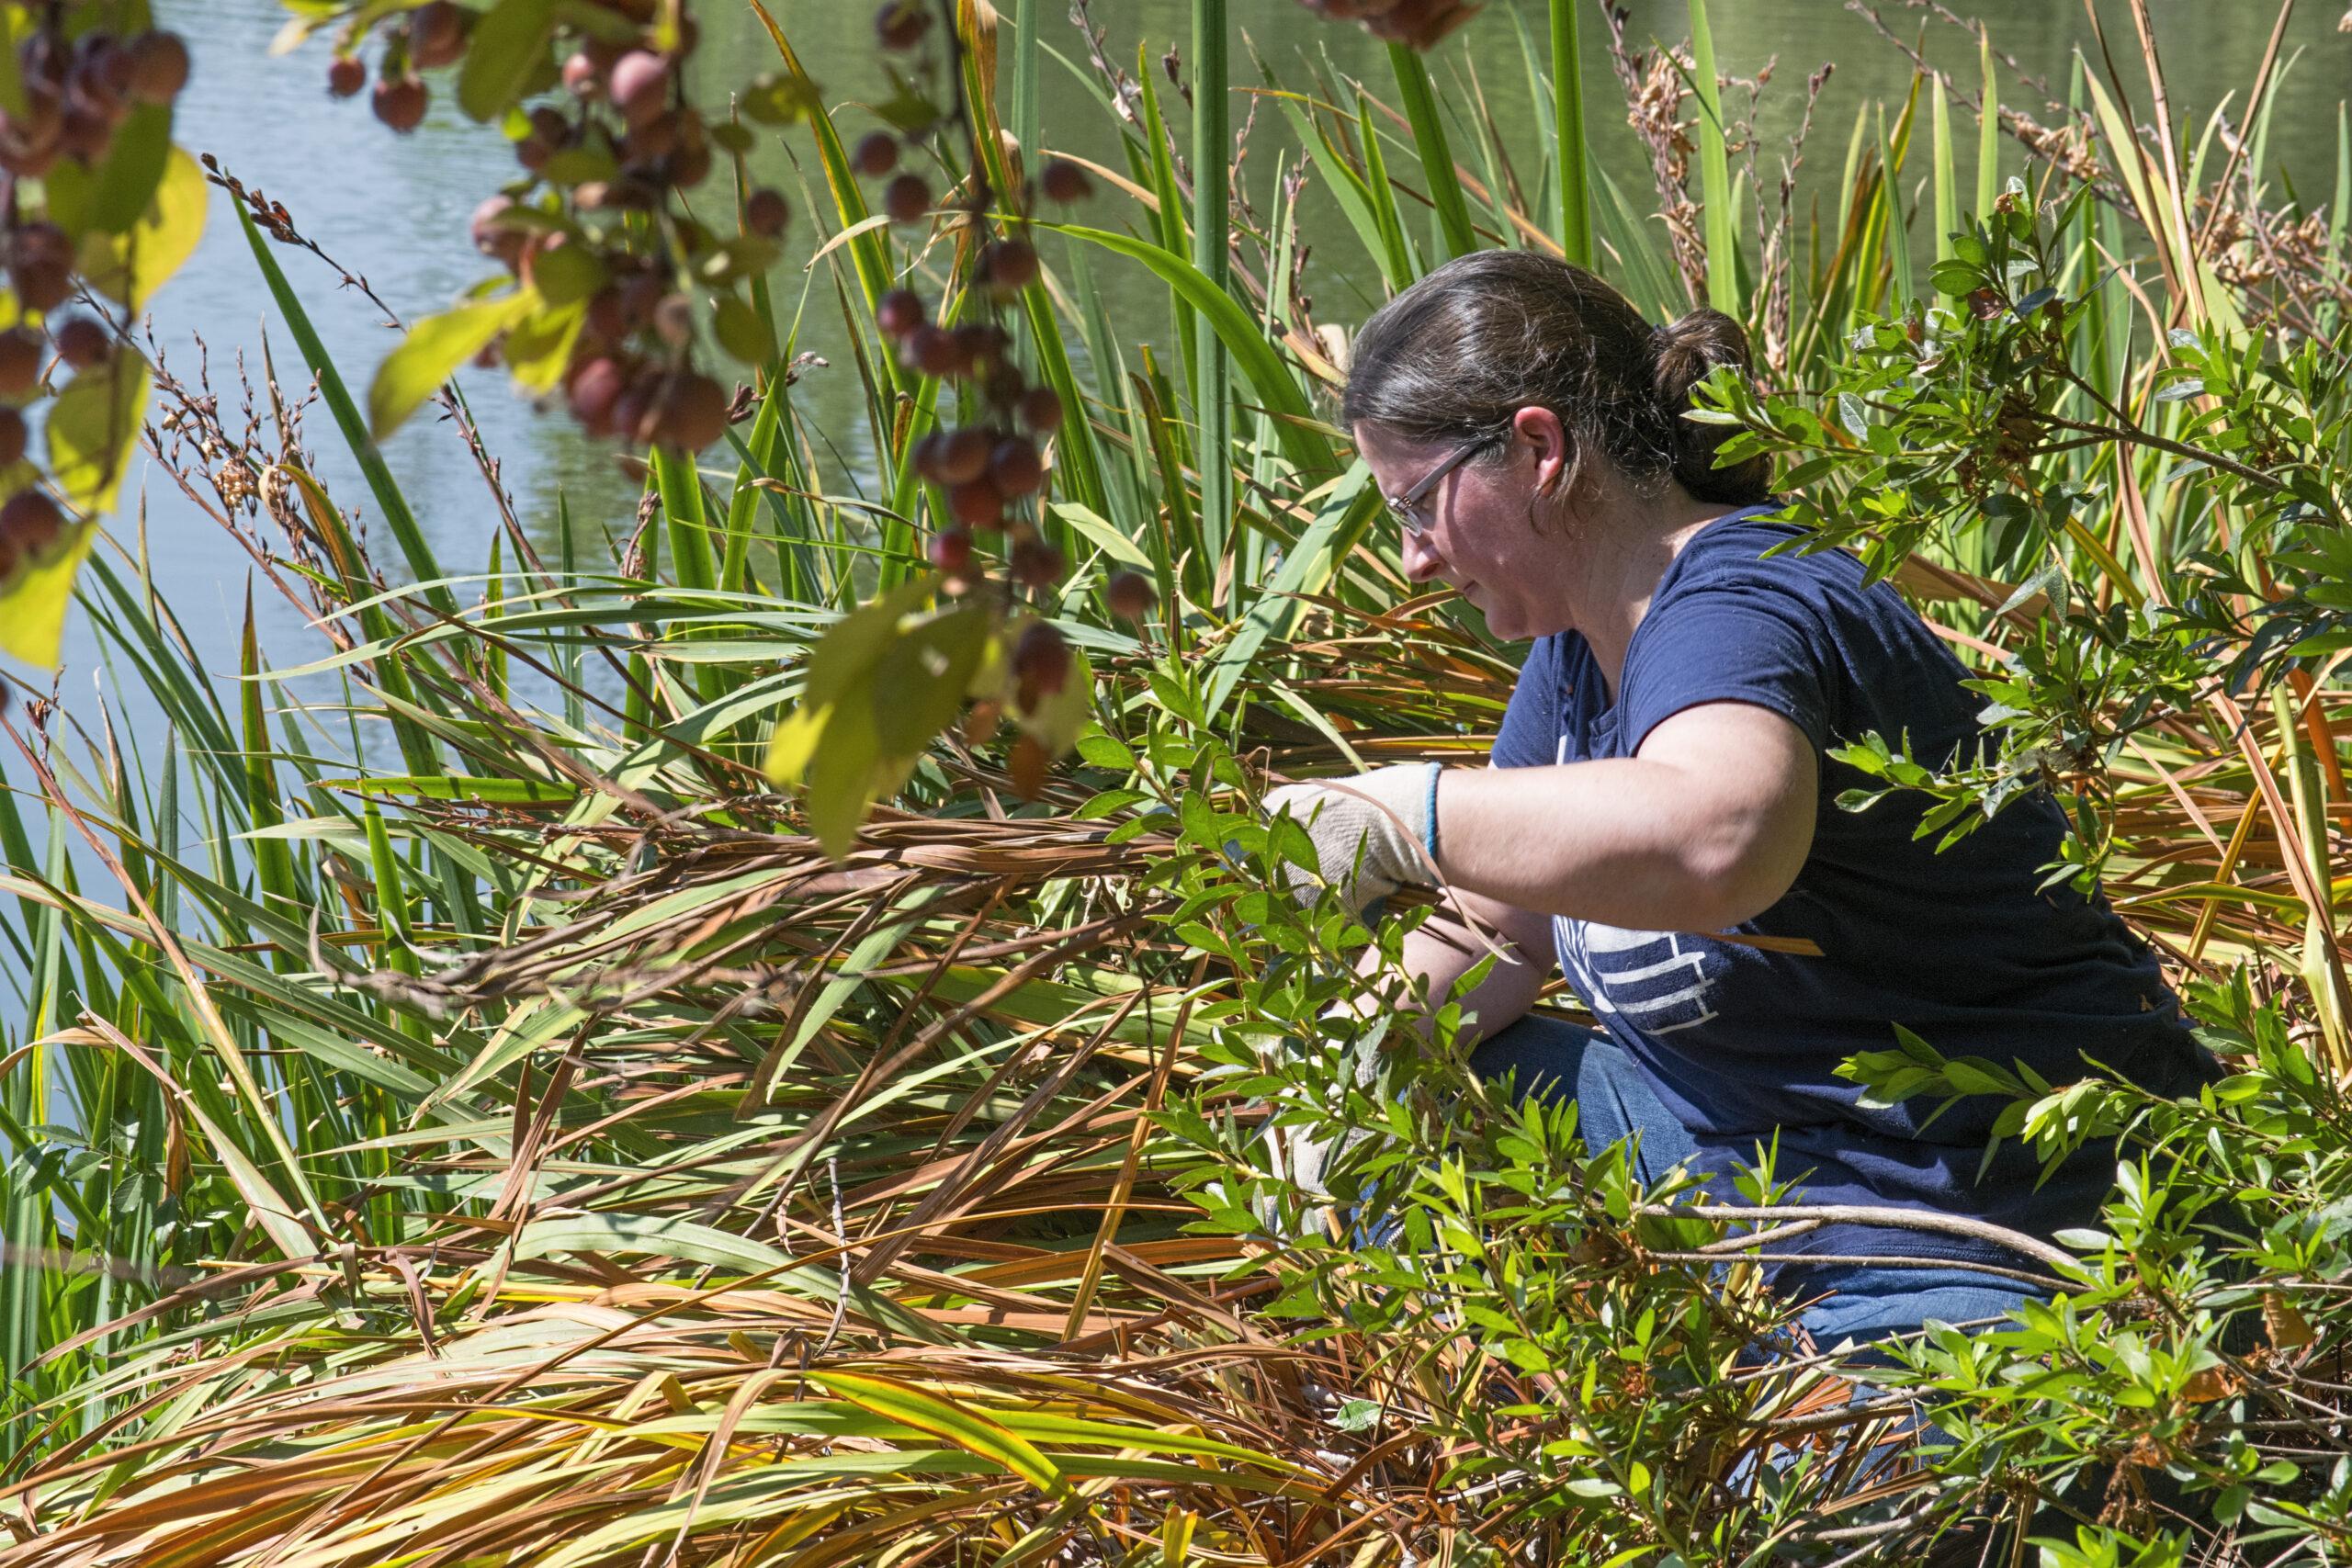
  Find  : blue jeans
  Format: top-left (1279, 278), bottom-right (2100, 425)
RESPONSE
top-left (1467, 1014), bottom-right (2050, 1345)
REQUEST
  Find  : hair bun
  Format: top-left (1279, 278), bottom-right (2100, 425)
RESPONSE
top-left (1648, 309), bottom-right (1770, 505)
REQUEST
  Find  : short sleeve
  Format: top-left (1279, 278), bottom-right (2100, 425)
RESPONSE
top-left (1491, 636), bottom-right (1560, 769)
top-left (1617, 586), bottom-right (1835, 754)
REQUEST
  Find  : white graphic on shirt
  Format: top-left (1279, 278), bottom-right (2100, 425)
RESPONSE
top-left (1555, 918), bottom-right (1724, 1034)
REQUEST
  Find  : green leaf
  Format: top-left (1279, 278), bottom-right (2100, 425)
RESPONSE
top-left (1047, 223), bottom-right (1336, 480)
top-left (514, 1211), bottom-right (794, 1275)
top-left (714, 292), bottom-right (773, 365)
top-left (1047, 502), bottom-right (1154, 569)
top-left (47, 354), bottom-right (149, 513)
top-left (457, 0), bottom-right (558, 123)
top-left (80, 102), bottom-right (174, 237)
top-left (77, 145), bottom-right (208, 308)
top-left (805, 669), bottom-right (883, 858)
top-left (318, 774), bottom-right (578, 804)
top-left (368, 291), bottom-right (536, 438)
top-left (529, 243), bottom-right (606, 307)
top-left (872, 605), bottom-right (988, 755)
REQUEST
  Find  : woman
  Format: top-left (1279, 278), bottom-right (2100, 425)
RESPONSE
top-left (1266, 251), bottom-right (2218, 1342)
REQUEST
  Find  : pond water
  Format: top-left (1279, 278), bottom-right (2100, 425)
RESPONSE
top-left (22, 0), bottom-right (2352, 728)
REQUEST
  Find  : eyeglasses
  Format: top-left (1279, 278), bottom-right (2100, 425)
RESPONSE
top-left (1383, 438), bottom-right (1489, 536)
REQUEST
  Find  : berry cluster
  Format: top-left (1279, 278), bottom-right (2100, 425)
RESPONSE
top-left (323, 0), bottom-right (789, 453)
top-left (858, 3), bottom-right (1153, 649)
top-left (0, 25), bottom-right (188, 176)
top-left (1286, 0), bottom-right (1478, 50)
top-left (0, 21), bottom-right (187, 589)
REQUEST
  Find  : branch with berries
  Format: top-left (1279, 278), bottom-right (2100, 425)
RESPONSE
top-left (0, 12), bottom-right (198, 669)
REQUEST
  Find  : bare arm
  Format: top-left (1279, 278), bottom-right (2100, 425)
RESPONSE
top-left (1435, 701), bottom-right (1818, 932)
top-left (1387, 886), bottom-right (1556, 1048)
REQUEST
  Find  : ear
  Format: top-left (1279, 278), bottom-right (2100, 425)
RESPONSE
top-left (1510, 405), bottom-right (1575, 496)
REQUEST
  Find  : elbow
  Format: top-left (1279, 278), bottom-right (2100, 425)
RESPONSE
top-left (1670, 837), bottom-right (1804, 932)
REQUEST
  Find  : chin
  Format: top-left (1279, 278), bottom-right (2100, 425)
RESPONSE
top-left (1477, 602), bottom-right (1564, 643)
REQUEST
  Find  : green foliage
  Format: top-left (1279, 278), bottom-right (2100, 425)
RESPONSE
top-left (14, 4), bottom-right (2352, 1565)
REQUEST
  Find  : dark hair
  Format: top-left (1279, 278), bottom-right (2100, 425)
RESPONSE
top-left (1339, 251), bottom-right (1770, 506)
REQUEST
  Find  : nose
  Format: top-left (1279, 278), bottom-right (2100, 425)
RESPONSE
top-left (1400, 525), bottom-right (1447, 583)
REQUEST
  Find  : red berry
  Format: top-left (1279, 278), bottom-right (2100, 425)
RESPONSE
top-left (939, 428), bottom-right (991, 484)
top-left (568, 355), bottom-right (626, 437)
top-left (1019, 387), bottom-right (1064, 434)
top-left (10, 222), bottom-right (72, 313)
top-left (619, 271), bottom-right (666, 327)
top-left (122, 31), bottom-right (189, 105)
top-left (905, 324), bottom-right (963, 378)
top-left (0, 407), bottom-right (24, 467)
top-left (876, 1), bottom-right (932, 50)
top-left (0, 532), bottom-right (13, 580)
top-left (989, 436), bottom-right (1042, 498)
top-left (57, 103), bottom-right (112, 162)
top-left (876, 288), bottom-right (924, 338)
top-left (562, 51), bottom-right (603, 99)
top-left (1009, 536), bottom-right (1065, 588)
top-left (652, 293), bottom-right (695, 347)
top-left (327, 55), bottom-right (366, 98)
top-left (853, 131), bottom-right (898, 178)
top-left (410, 2), bottom-right (469, 69)
top-left (1012, 620), bottom-right (1070, 699)
top-left (0, 330), bottom-right (40, 397)
top-left (586, 286), bottom-right (628, 341)
top-left (470, 194), bottom-right (525, 265)
top-left (883, 174), bottom-right (930, 223)
top-left (653, 371), bottom-right (730, 452)
top-left (626, 107), bottom-right (678, 161)
top-left (1040, 159), bottom-right (1091, 203)
top-left (953, 324), bottom-right (1004, 377)
top-left (609, 51), bottom-right (667, 126)
top-left (52, 316), bottom-right (107, 370)
top-left (0, 488), bottom-right (62, 556)
top-left (1105, 570), bottom-right (1155, 621)
top-left (931, 526), bottom-right (975, 577)
top-left (910, 432), bottom-right (952, 484)
top-left (983, 238), bottom-right (1039, 295)
top-left (745, 187), bottom-right (789, 238)
top-left (947, 477), bottom-right (1001, 528)
top-left (373, 74), bottom-right (427, 133)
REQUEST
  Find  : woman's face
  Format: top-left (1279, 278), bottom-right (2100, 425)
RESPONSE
top-left (1354, 413), bottom-right (1583, 642)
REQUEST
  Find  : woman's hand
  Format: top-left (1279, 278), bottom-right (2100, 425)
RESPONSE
top-left (1262, 761), bottom-right (1442, 913)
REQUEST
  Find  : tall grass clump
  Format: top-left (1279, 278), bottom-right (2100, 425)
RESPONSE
top-left (5, 1), bottom-right (2352, 1563)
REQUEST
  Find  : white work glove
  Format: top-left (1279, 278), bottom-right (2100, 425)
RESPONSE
top-left (1261, 761), bottom-right (1442, 913)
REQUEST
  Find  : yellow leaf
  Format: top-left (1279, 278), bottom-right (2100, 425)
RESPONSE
top-left (2266, 1291), bottom-right (2316, 1350)
top-left (47, 355), bottom-right (147, 514)
top-left (368, 291), bottom-right (537, 439)
top-left (0, 518), bottom-right (96, 668)
top-left (815, 1371), bottom-right (1070, 1499)
top-left (503, 299), bottom-right (586, 397)
top-left (763, 698), bottom-right (832, 786)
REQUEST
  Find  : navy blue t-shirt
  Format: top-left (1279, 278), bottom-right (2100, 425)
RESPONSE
top-left (1490, 507), bottom-right (2218, 1284)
